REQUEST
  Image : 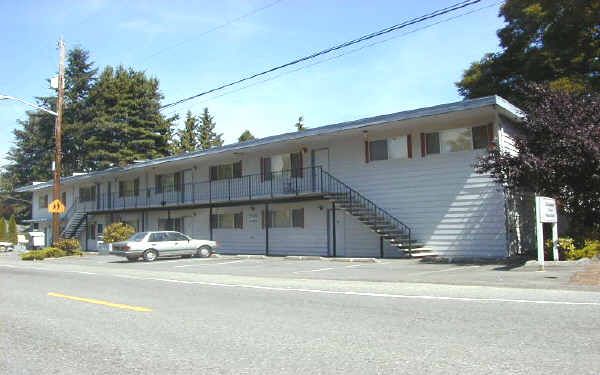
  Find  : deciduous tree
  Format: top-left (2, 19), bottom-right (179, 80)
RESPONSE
top-left (475, 84), bottom-right (600, 233)
top-left (456, 0), bottom-right (600, 104)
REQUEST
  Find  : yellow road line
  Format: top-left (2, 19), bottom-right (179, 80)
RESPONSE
top-left (48, 292), bottom-right (152, 312)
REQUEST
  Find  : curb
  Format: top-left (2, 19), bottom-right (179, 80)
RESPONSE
top-left (328, 257), bottom-right (377, 263)
top-left (285, 256), bottom-right (322, 261)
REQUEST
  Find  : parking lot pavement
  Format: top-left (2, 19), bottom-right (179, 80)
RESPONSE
top-left (2, 251), bottom-right (597, 291)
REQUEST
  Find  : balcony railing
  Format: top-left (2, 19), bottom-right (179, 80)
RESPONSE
top-left (75, 166), bottom-right (325, 212)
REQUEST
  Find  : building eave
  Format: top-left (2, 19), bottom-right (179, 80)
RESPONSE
top-left (14, 95), bottom-right (522, 193)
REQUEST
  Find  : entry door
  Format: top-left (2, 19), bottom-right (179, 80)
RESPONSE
top-left (313, 148), bottom-right (329, 192)
top-left (183, 170), bottom-right (193, 202)
top-left (328, 208), bottom-right (345, 256)
top-left (313, 148), bottom-right (329, 172)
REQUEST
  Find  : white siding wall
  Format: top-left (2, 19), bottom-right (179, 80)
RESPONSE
top-left (327, 132), bottom-right (507, 258)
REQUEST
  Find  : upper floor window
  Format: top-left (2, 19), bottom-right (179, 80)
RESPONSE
top-left (119, 178), bottom-right (140, 197)
top-left (38, 194), bottom-right (48, 209)
top-left (79, 186), bottom-right (96, 202)
top-left (209, 161), bottom-right (242, 181)
top-left (155, 172), bottom-right (182, 193)
top-left (368, 136), bottom-right (410, 161)
top-left (422, 125), bottom-right (492, 156)
top-left (211, 212), bottom-right (243, 229)
top-left (261, 152), bottom-right (303, 180)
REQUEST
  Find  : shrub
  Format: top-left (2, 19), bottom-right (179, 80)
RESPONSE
top-left (53, 238), bottom-right (81, 254)
top-left (7, 215), bottom-right (17, 244)
top-left (102, 222), bottom-right (136, 243)
top-left (567, 240), bottom-right (600, 260)
top-left (545, 237), bottom-right (576, 260)
top-left (21, 247), bottom-right (67, 261)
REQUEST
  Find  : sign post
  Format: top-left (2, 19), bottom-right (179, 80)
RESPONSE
top-left (535, 196), bottom-right (558, 271)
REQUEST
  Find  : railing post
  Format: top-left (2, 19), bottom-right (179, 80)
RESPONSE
top-left (320, 167), bottom-right (324, 193)
top-left (270, 175), bottom-right (273, 198)
top-left (228, 178), bottom-right (231, 201)
top-left (295, 173), bottom-right (298, 196)
top-left (209, 180), bottom-right (212, 203)
top-left (248, 175), bottom-right (252, 200)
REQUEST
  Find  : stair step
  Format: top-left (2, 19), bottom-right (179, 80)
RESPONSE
top-left (395, 242), bottom-right (426, 249)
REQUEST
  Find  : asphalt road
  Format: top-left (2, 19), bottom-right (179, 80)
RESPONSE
top-left (1, 255), bottom-right (599, 374)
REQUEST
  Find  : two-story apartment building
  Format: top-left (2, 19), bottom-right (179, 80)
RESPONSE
top-left (16, 96), bottom-right (528, 259)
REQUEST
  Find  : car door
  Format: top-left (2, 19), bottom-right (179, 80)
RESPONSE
top-left (164, 232), bottom-right (188, 255)
top-left (148, 232), bottom-right (170, 256)
top-left (171, 232), bottom-right (193, 254)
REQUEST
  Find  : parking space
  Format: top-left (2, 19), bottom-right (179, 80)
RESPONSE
top-left (2, 251), bottom-right (597, 291)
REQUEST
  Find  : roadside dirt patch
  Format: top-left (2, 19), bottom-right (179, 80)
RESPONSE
top-left (570, 263), bottom-right (600, 286)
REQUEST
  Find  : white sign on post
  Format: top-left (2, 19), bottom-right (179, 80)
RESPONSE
top-left (535, 196), bottom-right (559, 271)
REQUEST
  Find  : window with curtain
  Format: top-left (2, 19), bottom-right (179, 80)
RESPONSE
top-left (209, 161), bottom-right (242, 181)
top-left (118, 178), bottom-right (140, 197)
top-left (211, 212), bottom-right (243, 229)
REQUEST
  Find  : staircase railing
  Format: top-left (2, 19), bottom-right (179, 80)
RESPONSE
top-left (60, 200), bottom-right (84, 237)
top-left (319, 168), bottom-right (412, 255)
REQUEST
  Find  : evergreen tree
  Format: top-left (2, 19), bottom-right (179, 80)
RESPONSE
top-left (0, 218), bottom-right (7, 242)
top-left (197, 108), bottom-right (223, 150)
top-left (63, 47), bottom-right (97, 173)
top-left (4, 47), bottom-right (96, 186)
top-left (456, 0), bottom-right (600, 104)
top-left (238, 130), bottom-right (256, 143)
top-left (295, 116), bottom-right (306, 131)
top-left (175, 111), bottom-right (200, 153)
top-left (7, 215), bottom-right (17, 244)
top-left (82, 66), bottom-right (175, 169)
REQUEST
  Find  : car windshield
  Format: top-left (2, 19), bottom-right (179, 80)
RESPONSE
top-left (127, 232), bottom-right (147, 242)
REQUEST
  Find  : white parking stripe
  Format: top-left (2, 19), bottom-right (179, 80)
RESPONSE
top-left (419, 265), bottom-right (481, 274)
top-left (175, 260), bottom-right (245, 268)
top-left (293, 267), bottom-right (335, 274)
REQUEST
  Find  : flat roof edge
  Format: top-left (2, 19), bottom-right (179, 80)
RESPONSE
top-left (14, 95), bottom-right (521, 192)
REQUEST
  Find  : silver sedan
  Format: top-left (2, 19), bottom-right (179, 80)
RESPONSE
top-left (110, 231), bottom-right (218, 262)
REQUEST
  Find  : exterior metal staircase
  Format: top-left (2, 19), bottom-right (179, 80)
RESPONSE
top-left (60, 202), bottom-right (87, 239)
top-left (321, 170), bottom-right (436, 258)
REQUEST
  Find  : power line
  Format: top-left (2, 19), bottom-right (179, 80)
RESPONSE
top-left (160, 0), bottom-right (482, 110)
top-left (140, 0), bottom-right (287, 63)
top-left (166, 0), bottom-right (501, 115)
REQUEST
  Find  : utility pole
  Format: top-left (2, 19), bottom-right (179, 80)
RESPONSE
top-left (51, 37), bottom-right (66, 244)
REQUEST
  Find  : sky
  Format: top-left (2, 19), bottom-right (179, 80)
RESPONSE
top-left (0, 0), bottom-right (506, 167)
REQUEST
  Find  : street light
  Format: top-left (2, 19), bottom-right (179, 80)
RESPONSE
top-left (0, 94), bottom-right (58, 116)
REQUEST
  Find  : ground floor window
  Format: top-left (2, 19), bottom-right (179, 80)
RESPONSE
top-left (263, 208), bottom-right (304, 228)
top-left (211, 212), bottom-right (243, 229)
top-left (158, 218), bottom-right (181, 232)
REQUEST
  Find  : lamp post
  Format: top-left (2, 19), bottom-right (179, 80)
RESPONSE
top-left (0, 37), bottom-right (66, 245)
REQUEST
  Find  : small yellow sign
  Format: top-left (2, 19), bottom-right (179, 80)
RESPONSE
top-left (48, 199), bottom-right (66, 214)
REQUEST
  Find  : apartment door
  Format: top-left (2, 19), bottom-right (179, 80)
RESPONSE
top-left (328, 208), bottom-right (345, 256)
top-left (183, 169), bottom-right (193, 202)
top-left (313, 148), bottom-right (329, 191)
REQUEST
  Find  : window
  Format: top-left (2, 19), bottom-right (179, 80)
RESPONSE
top-left (38, 194), bottom-right (48, 209)
top-left (149, 232), bottom-right (169, 242)
top-left (423, 125), bottom-right (492, 156)
top-left (211, 212), bottom-right (243, 229)
top-left (158, 218), bottom-right (182, 232)
top-left (155, 172), bottom-right (182, 193)
top-left (97, 224), bottom-right (103, 234)
top-left (440, 128), bottom-right (472, 153)
top-left (472, 124), bottom-right (491, 149)
top-left (79, 186), bottom-right (96, 202)
top-left (209, 161), bottom-right (242, 181)
top-left (262, 152), bottom-right (303, 179)
top-left (264, 208), bottom-right (304, 228)
top-left (119, 178), bottom-right (140, 197)
top-left (368, 136), bottom-right (410, 162)
top-left (167, 232), bottom-right (189, 241)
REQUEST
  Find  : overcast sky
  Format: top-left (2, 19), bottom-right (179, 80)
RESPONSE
top-left (0, 0), bottom-right (505, 167)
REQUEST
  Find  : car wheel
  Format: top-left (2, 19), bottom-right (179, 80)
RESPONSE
top-left (142, 249), bottom-right (158, 262)
top-left (126, 256), bottom-right (138, 262)
top-left (196, 246), bottom-right (212, 258)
